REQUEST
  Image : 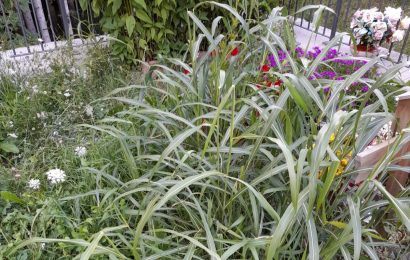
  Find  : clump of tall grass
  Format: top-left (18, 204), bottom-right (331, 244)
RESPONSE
top-left (5, 2), bottom-right (410, 259)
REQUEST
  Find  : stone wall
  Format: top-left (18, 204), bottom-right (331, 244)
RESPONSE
top-left (0, 36), bottom-right (108, 76)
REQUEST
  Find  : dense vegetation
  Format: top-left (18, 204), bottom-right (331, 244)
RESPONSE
top-left (1, 3), bottom-right (410, 259)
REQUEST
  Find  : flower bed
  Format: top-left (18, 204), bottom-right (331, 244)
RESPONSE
top-left (1, 4), bottom-right (409, 260)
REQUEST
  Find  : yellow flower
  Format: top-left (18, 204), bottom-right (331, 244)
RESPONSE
top-left (336, 167), bottom-right (344, 176)
top-left (329, 133), bottom-right (335, 143)
top-left (341, 158), bottom-right (348, 167)
top-left (336, 150), bottom-right (342, 157)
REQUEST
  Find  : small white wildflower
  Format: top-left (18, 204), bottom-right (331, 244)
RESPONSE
top-left (40, 243), bottom-right (46, 250)
top-left (74, 146), bottom-right (87, 157)
top-left (63, 90), bottom-right (71, 97)
top-left (52, 131), bottom-right (59, 136)
top-left (85, 105), bottom-right (93, 117)
top-left (36, 111), bottom-right (47, 119)
top-left (32, 127), bottom-right (36, 130)
top-left (45, 168), bottom-right (66, 184)
top-left (8, 133), bottom-right (17, 138)
top-left (8, 121), bottom-right (14, 128)
top-left (28, 179), bottom-right (40, 190)
top-left (32, 85), bottom-right (39, 94)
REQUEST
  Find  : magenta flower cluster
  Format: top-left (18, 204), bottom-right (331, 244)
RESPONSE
top-left (267, 46), bottom-right (371, 93)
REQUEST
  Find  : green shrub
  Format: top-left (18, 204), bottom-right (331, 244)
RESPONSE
top-left (79, 0), bottom-right (282, 62)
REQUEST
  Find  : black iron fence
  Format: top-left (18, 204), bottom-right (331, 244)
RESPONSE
top-left (1, 0), bottom-right (410, 63)
top-left (284, 0), bottom-right (410, 63)
top-left (0, 0), bottom-right (97, 57)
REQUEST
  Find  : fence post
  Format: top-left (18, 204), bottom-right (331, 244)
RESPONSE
top-left (329, 0), bottom-right (342, 39)
top-left (58, 0), bottom-right (73, 39)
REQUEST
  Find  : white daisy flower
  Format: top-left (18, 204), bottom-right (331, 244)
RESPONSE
top-left (74, 146), bottom-right (87, 157)
top-left (63, 90), bottom-right (71, 97)
top-left (45, 168), bottom-right (66, 184)
top-left (28, 179), bottom-right (41, 190)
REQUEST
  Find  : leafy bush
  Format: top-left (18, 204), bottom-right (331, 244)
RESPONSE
top-left (2, 3), bottom-right (410, 260)
top-left (79, 0), bottom-right (283, 62)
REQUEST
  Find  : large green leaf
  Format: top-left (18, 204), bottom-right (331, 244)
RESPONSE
top-left (0, 191), bottom-right (24, 204)
top-left (0, 142), bottom-right (19, 153)
top-left (125, 15), bottom-right (136, 37)
top-left (135, 9), bottom-right (152, 24)
top-left (133, 0), bottom-right (147, 9)
top-left (112, 0), bottom-right (122, 14)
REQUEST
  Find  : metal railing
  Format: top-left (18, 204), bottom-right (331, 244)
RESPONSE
top-left (0, 0), bottom-right (97, 57)
top-left (284, 0), bottom-right (410, 64)
top-left (1, 0), bottom-right (409, 64)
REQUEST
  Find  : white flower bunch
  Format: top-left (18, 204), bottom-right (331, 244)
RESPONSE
top-left (384, 7), bottom-right (403, 25)
top-left (45, 168), bottom-right (66, 184)
top-left (28, 179), bottom-right (41, 190)
top-left (85, 104), bottom-right (93, 117)
top-left (351, 6), bottom-right (408, 46)
top-left (75, 146), bottom-right (87, 157)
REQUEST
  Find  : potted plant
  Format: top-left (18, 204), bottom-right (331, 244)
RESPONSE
top-left (350, 7), bottom-right (410, 57)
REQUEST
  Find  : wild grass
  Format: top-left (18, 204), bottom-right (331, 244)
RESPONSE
top-left (1, 3), bottom-right (410, 260)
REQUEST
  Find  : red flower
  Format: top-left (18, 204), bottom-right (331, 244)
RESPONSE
top-left (256, 84), bottom-right (262, 89)
top-left (231, 47), bottom-right (239, 56)
top-left (261, 64), bottom-right (270, 73)
top-left (274, 79), bottom-right (283, 87)
top-left (183, 69), bottom-right (190, 75)
top-left (209, 49), bottom-right (218, 57)
top-left (266, 81), bottom-right (273, 88)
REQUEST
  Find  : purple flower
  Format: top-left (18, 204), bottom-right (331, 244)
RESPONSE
top-left (267, 50), bottom-right (287, 67)
top-left (361, 86), bottom-right (369, 92)
top-left (320, 71), bottom-right (337, 79)
top-left (324, 87), bottom-right (330, 93)
top-left (323, 48), bottom-right (338, 60)
top-left (307, 47), bottom-right (321, 59)
top-left (295, 47), bottom-right (305, 57)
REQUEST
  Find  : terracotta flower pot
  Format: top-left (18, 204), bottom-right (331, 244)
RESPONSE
top-left (350, 44), bottom-right (379, 58)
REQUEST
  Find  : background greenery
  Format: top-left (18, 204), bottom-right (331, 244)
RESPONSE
top-left (79, 0), bottom-right (283, 62)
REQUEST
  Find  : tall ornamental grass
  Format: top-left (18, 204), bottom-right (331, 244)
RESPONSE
top-left (5, 2), bottom-right (410, 259)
